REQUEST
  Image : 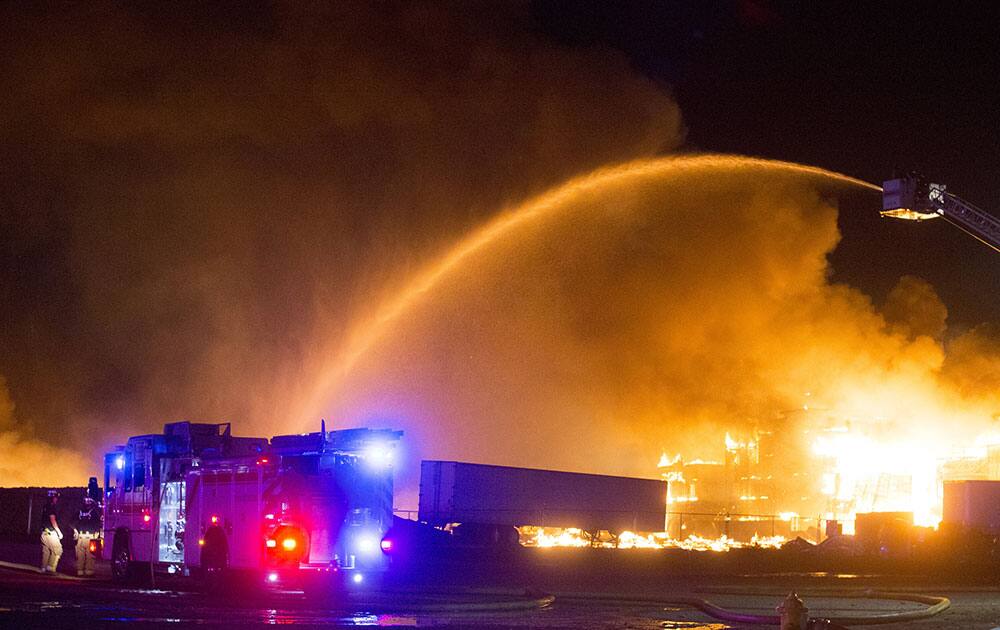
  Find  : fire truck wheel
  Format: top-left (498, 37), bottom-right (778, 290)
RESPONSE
top-left (111, 532), bottom-right (131, 583)
top-left (201, 527), bottom-right (230, 591)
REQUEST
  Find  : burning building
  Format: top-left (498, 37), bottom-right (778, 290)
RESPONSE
top-left (660, 405), bottom-right (1000, 543)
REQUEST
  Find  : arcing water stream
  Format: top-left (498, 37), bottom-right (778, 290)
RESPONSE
top-left (299, 153), bottom-right (879, 421)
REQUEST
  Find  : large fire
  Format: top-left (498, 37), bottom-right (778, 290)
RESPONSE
top-left (518, 406), bottom-right (1000, 551)
top-left (659, 407), bottom-right (1000, 541)
top-left (811, 421), bottom-right (1000, 530)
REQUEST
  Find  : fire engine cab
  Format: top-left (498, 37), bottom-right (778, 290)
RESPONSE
top-left (102, 421), bottom-right (400, 592)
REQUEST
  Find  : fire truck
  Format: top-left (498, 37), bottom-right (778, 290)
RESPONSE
top-left (102, 421), bottom-right (400, 592)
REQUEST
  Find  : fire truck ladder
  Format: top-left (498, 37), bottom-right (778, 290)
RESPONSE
top-left (932, 188), bottom-right (1000, 253)
top-left (882, 175), bottom-right (1000, 253)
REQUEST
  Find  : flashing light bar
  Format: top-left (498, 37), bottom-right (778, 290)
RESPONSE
top-left (357, 535), bottom-right (376, 553)
top-left (363, 443), bottom-right (394, 468)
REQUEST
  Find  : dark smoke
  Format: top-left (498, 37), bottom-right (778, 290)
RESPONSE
top-left (0, 1), bottom-right (682, 483)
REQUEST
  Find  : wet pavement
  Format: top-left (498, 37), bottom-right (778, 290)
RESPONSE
top-left (0, 567), bottom-right (724, 628)
top-left (0, 543), bottom-right (998, 628)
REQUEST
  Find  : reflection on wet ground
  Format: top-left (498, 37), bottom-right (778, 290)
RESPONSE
top-left (0, 564), bottom-right (984, 629)
top-left (0, 583), bottom-right (737, 628)
top-left (0, 586), bottom-right (935, 629)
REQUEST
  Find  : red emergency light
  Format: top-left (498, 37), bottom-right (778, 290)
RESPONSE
top-left (142, 511), bottom-right (151, 523)
top-left (88, 540), bottom-right (98, 554)
top-left (265, 525), bottom-right (308, 564)
top-left (256, 457), bottom-right (270, 466)
top-left (380, 538), bottom-right (393, 553)
top-left (211, 515), bottom-right (219, 525)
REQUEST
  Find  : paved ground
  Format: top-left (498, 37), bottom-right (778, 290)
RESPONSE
top-left (0, 542), bottom-right (997, 628)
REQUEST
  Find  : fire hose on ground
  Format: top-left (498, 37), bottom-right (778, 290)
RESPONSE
top-left (348, 589), bottom-right (556, 613)
top-left (349, 586), bottom-right (948, 627)
top-left (553, 589), bottom-right (950, 628)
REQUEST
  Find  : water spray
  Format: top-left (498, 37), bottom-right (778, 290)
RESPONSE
top-left (302, 153), bottom-right (879, 420)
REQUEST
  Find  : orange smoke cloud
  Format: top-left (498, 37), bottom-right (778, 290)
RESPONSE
top-left (0, 376), bottom-right (90, 487)
top-left (0, 2), bottom-right (681, 480)
top-left (318, 160), bottom-right (999, 504)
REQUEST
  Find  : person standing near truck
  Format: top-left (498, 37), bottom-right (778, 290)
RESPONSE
top-left (74, 495), bottom-right (102, 576)
top-left (40, 491), bottom-right (64, 573)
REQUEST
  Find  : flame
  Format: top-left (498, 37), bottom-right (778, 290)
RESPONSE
top-left (670, 412), bottom-right (1000, 535)
top-left (811, 423), bottom-right (1000, 529)
top-left (518, 526), bottom-right (786, 551)
top-left (657, 452), bottom-right (681, 468)
top-left (812, 429), bottom-right (940, 526)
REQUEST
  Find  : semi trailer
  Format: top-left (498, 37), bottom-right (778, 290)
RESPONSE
top-left (418, 460), bottom-right (666, 545)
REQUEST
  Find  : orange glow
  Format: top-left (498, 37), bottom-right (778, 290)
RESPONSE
top-left (880, 208), bottom-right (940, 221)
top-left (664, 405), bottom-right (1000, 537)
top-left (293, 148), bottom-right (997, 535)
top-left (211, 515), bottom-right (219, 524)
top-left (266, 539), bottom-right (277, 548)
top-left (281, 537), bottom-right (297, 551)
top-left (518, 526), bottom-right (785, 551)
top-left (299, 154), bottom-right (879, 422)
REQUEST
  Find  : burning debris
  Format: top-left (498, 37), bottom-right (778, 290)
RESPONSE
top-left (660, 411), bottom-right (1000, 539)
top-left (518, 526), bottom-right (786, 551)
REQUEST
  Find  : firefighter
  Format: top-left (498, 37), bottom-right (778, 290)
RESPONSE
top-left (74, 492), bottom-right (102, 577)
top-left (87, 475), bottom-right (101, 503)
top-left (39, 491), bottom-right (64, 573)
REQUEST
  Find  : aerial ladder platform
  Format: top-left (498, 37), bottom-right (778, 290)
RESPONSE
top-left (882, 175), bottom-right (1000, 253)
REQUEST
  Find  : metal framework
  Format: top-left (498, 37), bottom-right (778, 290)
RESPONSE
top-left (882, 175), bottom-right (1000, 253)
top-left (932, 187), bottom-right (1000, 253)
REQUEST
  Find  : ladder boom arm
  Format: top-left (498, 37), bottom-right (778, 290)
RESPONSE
top-left (935, 191), bottom-right (1000, 253)
top-left (882, 175), bottom-right (1000, 253)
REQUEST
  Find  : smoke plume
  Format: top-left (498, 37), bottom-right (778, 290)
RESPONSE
top-left (2, 2), bottom-right (997, 502)
top-left (325, 162), bottom-right (1000, 503)
top-left (0, 1), bottom-right (681, 481)
top-left (0, 376), bottom-right (90, 486)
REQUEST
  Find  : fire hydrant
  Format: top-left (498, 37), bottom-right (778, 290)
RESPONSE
top-left (776, 592), bottom-right (808, 630)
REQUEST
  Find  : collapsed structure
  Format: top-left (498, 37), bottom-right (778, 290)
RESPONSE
top-left (659, 408), bottom-right (1000, 544)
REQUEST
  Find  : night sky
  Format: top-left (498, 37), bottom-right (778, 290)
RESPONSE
top-left (1, 1), bottom-right (998, 486)
top-left (535, 1), bottom-right (1000, 326)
